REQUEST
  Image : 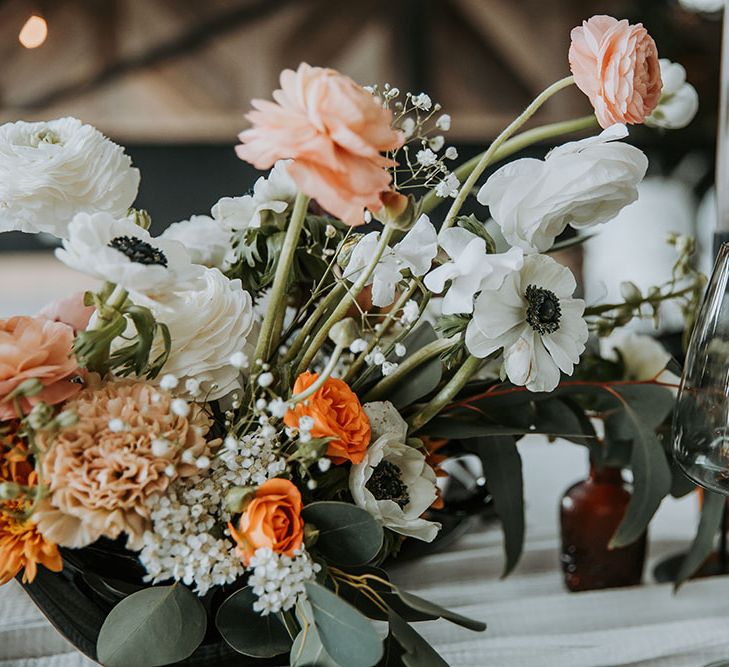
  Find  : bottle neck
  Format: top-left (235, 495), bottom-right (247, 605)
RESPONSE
top-left (588, 464), bottom-right (624, 485)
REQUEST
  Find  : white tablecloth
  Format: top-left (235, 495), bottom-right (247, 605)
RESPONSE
top-left (1, 436), bottom-right (726, 667)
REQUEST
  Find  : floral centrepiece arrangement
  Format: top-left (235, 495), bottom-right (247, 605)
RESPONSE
top-left (0, 14), bottom-right (707, 667)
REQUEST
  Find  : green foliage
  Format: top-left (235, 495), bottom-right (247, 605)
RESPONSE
top-left (96, 583), bottom-right (206, 667)
top-left (388, 611), bottom-right (448, 667)
top-left (215, 586), bottom-right (292, 658)
top-left (674, 491), bottom-right (724, 589)
top-left (454, 214), bottom-right (496, 253)
top-left (302, 501), bottom-right (384, 567)
top-left (304, 582), bottom-right (384, 667)
top-left (467, 436), bottom-right (525, 577)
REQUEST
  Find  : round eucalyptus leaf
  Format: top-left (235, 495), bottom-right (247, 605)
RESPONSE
top-left (304, 581), bottom-right (383, 667)
top-left (215, 586), bottom-right (291, 658)
top-left (97, 583), bottom-right (206, 667)
top-left (290, 625), bottom-right (339, 667)
top-left (302, 501), bottom-right (383, 566)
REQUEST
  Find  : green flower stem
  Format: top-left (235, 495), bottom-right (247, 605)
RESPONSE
top-left (253, 192), bottom-right (310, 363)
top-left (89, 283), bottom-right (128, 330)
top-left (407, 354), bottom-right (482, 433)
top-left (296, 225), bottom-right (396, 375)
top-left (584, 284), bottom-right (698, 317)
top-left (290, 341), bottom-right (346, 404)
top-left (422, 82), bottom-right (587, 221)
top-left (283, 283), bottom-right (346, 364)
top-left (363, 337), bottom-right (454, 403)
top-left (342, 282), bottom-right (417, 383)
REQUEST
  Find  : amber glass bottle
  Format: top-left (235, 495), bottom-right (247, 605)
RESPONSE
top-left (560, 464), bottom-right (647, 592)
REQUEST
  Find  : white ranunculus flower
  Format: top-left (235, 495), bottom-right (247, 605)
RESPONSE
top-left (350, 402), bottom-right (441, 542)
top-left (212, 159), bottom-right (297, 233)
top-left (465, 254), bottom-right (588, 392)
top-left (424, 227), bottom-right (524, 314)
top-left (130, 268), bottom-right (258, 400)
top-left (477, 124), bottom-right (648, 253)
top-left (601, 331), bottom-right (679, 386)
top-left (56, 212), bottom-right (201, 293)
top-left (646, 59), bottom-right (699, 130)
top-left (343, 214), bottom-right (438, 307)
top-left (0, 117), bottom-right (139, 237)
top-left (160, 215), bottom-right (233, 270)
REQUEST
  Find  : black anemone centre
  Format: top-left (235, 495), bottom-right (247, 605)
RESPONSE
top-left (366, 460), bottom-right (410, 509)
top-left (108, 236), bottom-right (168, 267)
top-left (525, 284), bottom-right (561, 335)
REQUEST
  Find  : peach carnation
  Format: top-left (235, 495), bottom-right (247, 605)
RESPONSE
top-left (569, 15), bottom-right (662, 128)
top-left (0, 316), bottom-right (83, 422)
top-left (236, 63), bottom-right (403, 226)
top-left (33, 380), bottom-right (214, 550)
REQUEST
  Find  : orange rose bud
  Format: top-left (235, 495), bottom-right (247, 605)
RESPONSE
top-left (229, 478), bottom-right (305, 566)
top-left (284, 372), bottom-right (371, 465)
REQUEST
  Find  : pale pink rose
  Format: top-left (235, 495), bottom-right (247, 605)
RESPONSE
top-left (236, 63), bottom-right (403, 226)
top-left (38, 292), bottom-right (94, 332)
top-left (0, 317), bottom-right (83, 421)
top-left (569, 15), bottom-right (662, 128)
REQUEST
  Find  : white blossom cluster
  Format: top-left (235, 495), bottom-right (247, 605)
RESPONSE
top-left (248, 547), bottom-right (321, 615)
top-left (139, 427), bottom-right (287, 595)
top-left (364, 83), bottom-right (460, 198)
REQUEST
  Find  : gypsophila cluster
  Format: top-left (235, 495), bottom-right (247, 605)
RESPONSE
top-left (247, 547), bottom-right (321, 615)
top-left (138, 426), bottom-right (287, 594)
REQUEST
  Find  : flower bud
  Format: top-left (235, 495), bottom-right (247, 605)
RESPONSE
top-left (27, 402), bottom-right (53, 429)
top-left (373, 192), bottom-right (420, 231)
top-left (8, 378), bottom-right (43, 400)
top-left (303, 522), bottom-right (320, 548)
top-left (224, 486), bottom-right (256, 514)
top-left (0, 482), bottom-right (21, 501)
top-left (620, 281), bottom-right (642, 305)
top-left (53, 410), bottom-right (79, 429)
top-left (329, 318), bottom-right (359, 347)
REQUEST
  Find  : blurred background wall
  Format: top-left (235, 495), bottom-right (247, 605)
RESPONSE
top-left (0, 0), bottom-right (722, 254)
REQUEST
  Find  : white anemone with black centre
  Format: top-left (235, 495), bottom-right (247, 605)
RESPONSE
top-left (350, 401), bottom-right (441, 542)
top-left (56, 211), bottom-right (202, 294)
top-left (465, 253), bottom-right (588, 392)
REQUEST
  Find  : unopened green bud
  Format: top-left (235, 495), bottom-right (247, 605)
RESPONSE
top-left (0, 482), bottom-right (21, 500)
top-left (304, 523), bottom-right (320, 548)
top-left (27, 402), bottom-right (53, 430)
top-left (54, 410), bottom-right (79, 429)
top-left (619, 281), bottom-right (642, 305)
top-left (329, 318), bottom-right (359, 347)
top-left (128, 208), bottom-right (152, 230)
top-left (336, 234), bottom-right (364, 271)
top-left (224, 486), bottom-right (255, 514)
top-left (373, 192), bottom-right (420, 231)
top-left (9, 378), bottom-right (43, 400)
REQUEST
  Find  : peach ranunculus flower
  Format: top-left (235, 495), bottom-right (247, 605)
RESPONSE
top-left (229, 478), bottom-right (304, 566)
top-left (569, 15), bottom-right (662, 128)
top-left (284, 372), bottom-right (371, 465)
top-left (0, 316), bottom-right (83, 422)
top-left (236, 63), bottom-right (404, 227)
top-left (38, 292), bottom-right (95, 332)
top-left (33, 380), bottom-right (214, 550)
top-left (0, 431), bottom-right (62, 584)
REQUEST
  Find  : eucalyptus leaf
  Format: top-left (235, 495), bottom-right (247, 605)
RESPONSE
top-left (469, 436), bottom-right (524, 577)
top-left (674, 491), bottom-right (725, 589)
top-left (215, 586), bottom-right (291, 658)
top-left (290, 624), bottom-right (340, 667)
top-left (388, 611), bottom-right (448, 667)
top-left (302, 501), bottom-right (383, 566)
top-left (304, 581), bottom-right (384, 667)
top-left (97, 583), bottom-right (206, 667)
top-left (609, 392), bottom-right (672, 548)
top-left (391, 588), bottom-right (486, 632)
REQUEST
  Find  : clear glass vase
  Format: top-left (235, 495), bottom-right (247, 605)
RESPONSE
top-left (673, 243), bottom-right (729, 494)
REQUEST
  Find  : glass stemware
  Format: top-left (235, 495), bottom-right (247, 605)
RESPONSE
top-left (673, 243), bottom-right (729, 494)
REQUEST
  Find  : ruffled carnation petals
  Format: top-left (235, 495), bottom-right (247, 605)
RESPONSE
top-left (33, 380), bottom-right (215, 550)
top-left (229, 478), bottom-right (304, 566)
top-left (0, 316), bottom-right (83, 422)
top-left (236, 63), bottom-right (403, 226)
top-left (0, 117), bottom-right (139, 238)
top-left (569, 16), bottom-right (662, 128)
top-left (284, 372), bottom-right (371, 464)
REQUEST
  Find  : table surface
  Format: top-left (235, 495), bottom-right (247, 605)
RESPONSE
top-left (2, 258), bottom-right (728, 667)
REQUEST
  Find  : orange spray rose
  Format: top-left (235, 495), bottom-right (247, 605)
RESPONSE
top-left (284, 372), bottom-right (371, 464)
top-left (229, 478), bottom-right (304, 566)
